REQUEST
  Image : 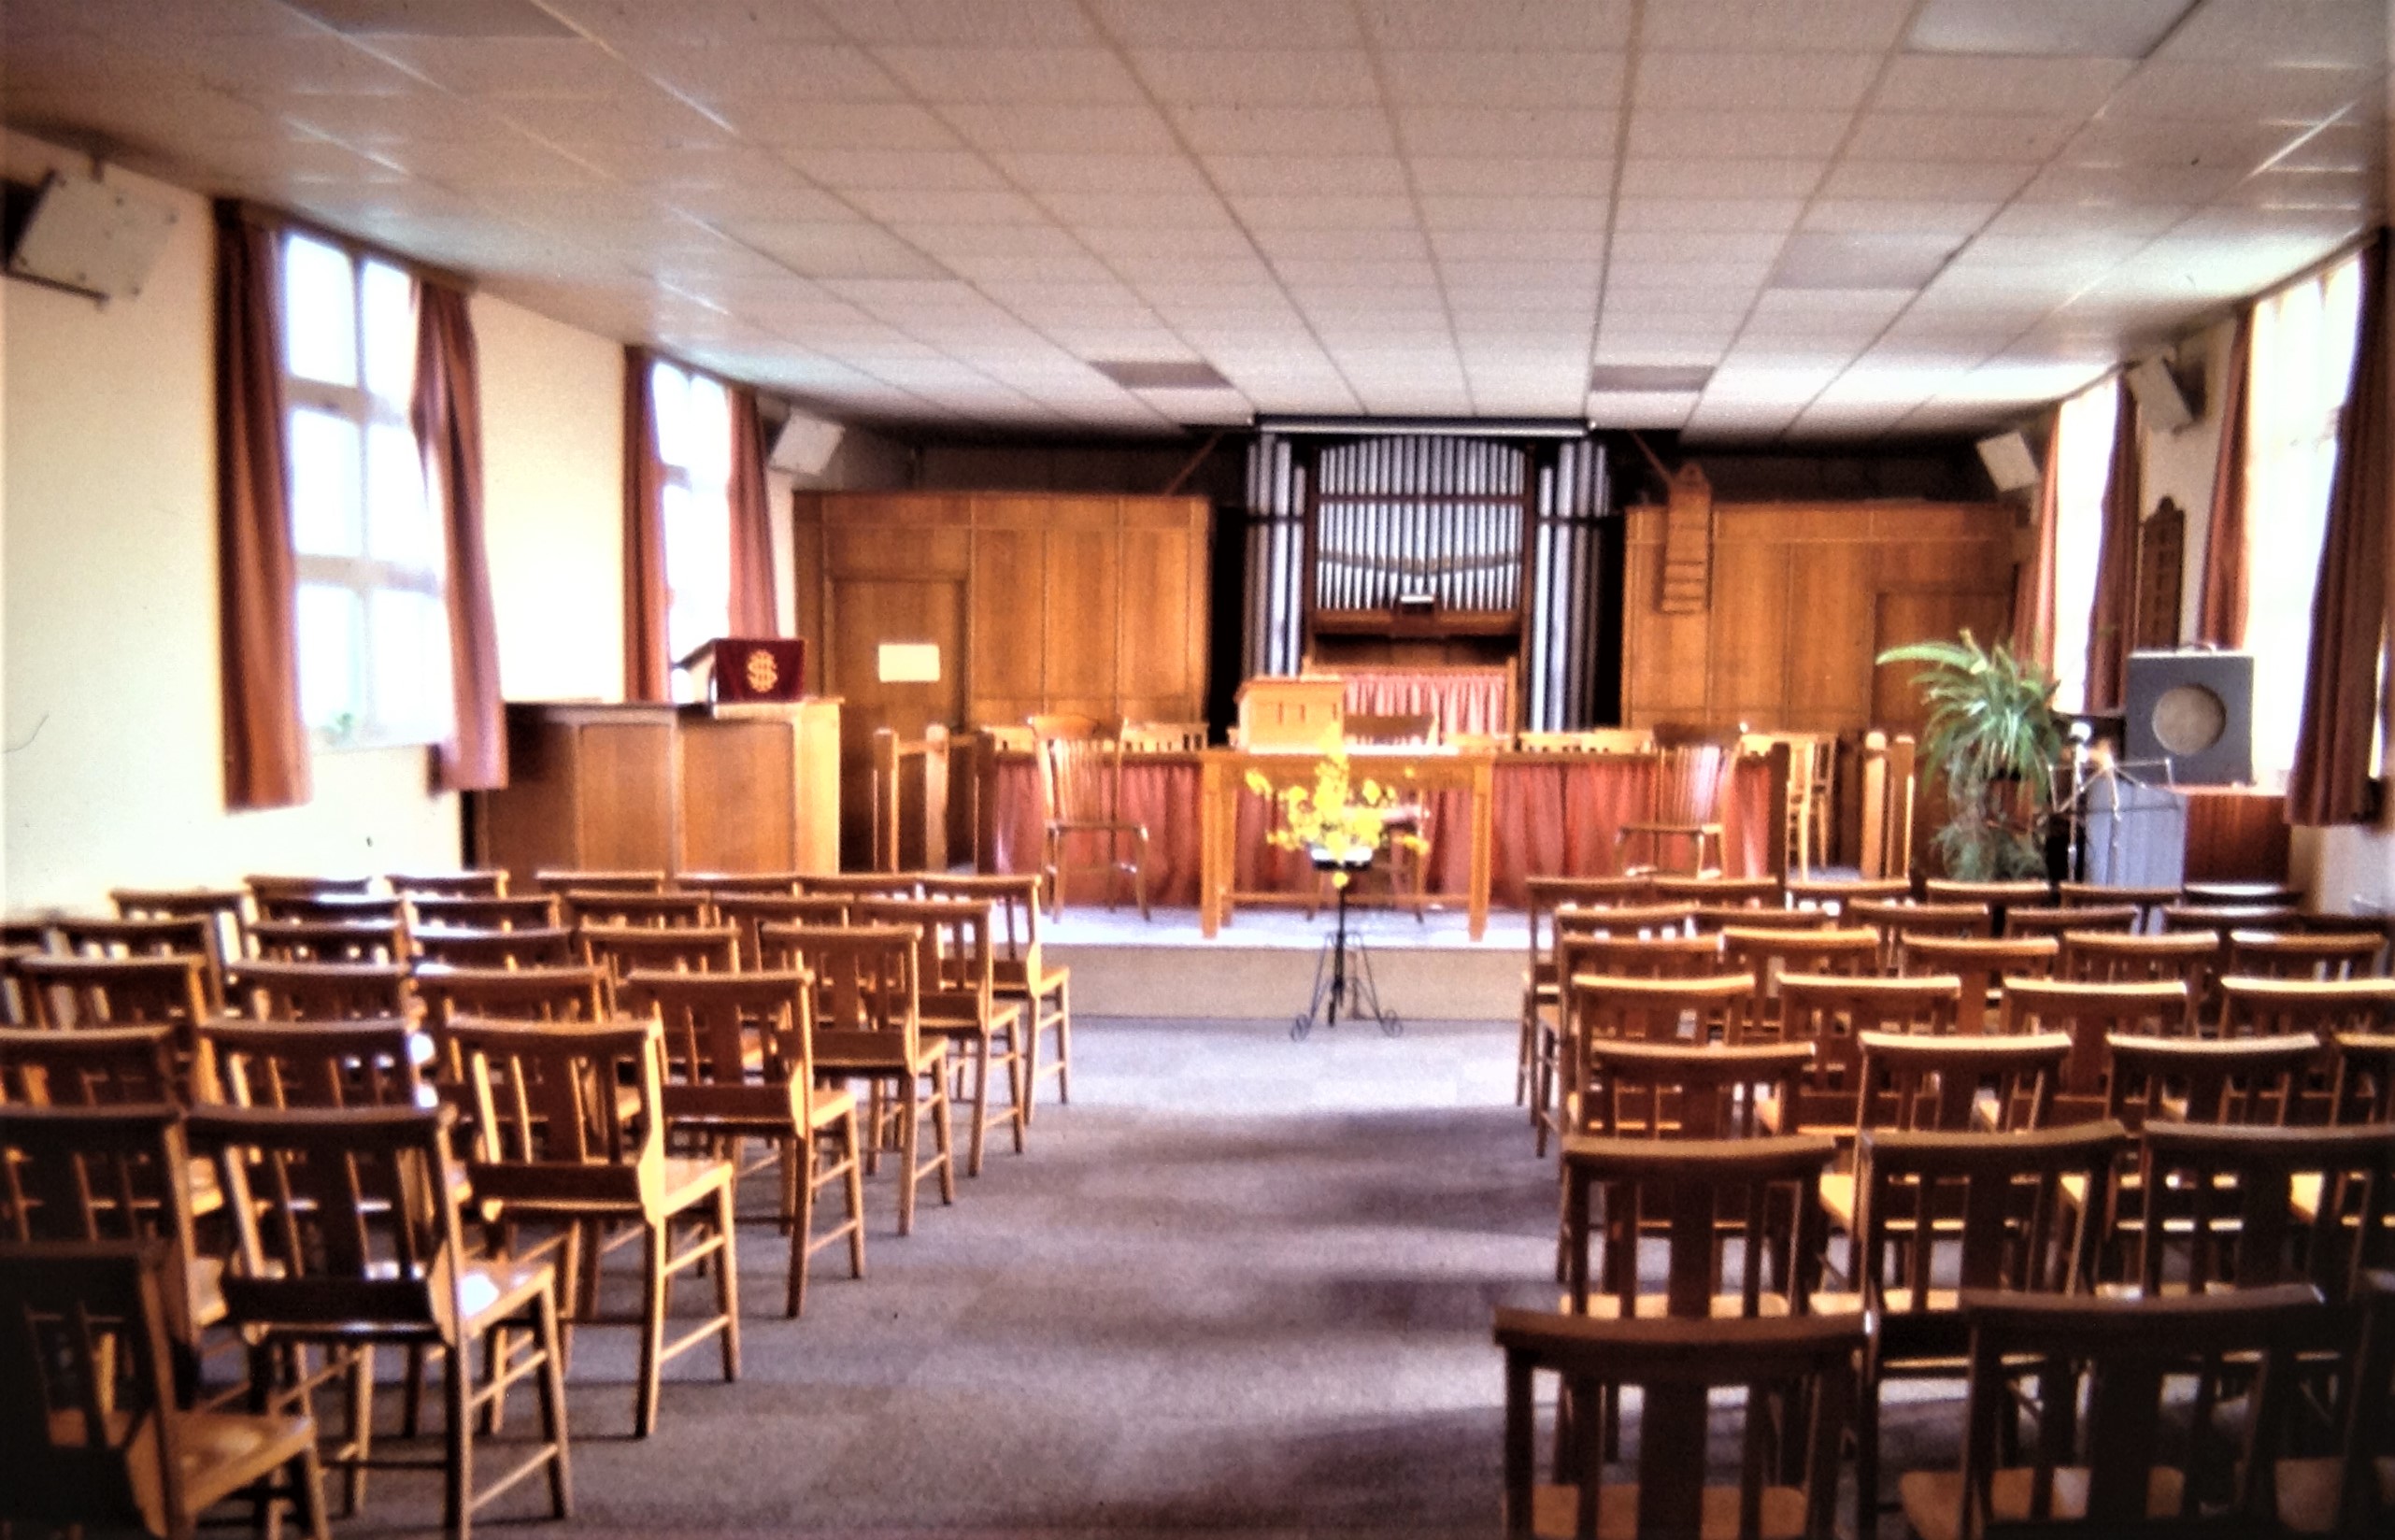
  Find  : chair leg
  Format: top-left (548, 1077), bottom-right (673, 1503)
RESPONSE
top-left (896, 1073), bottom-right (920, 1236)
top-left (964, 1034), bottom-right (990, 1176)
top-left (713, 1180), bottom-right (740, 1383)
top-left (286, 1440), bottom-right (332, 1540)
top-left (788, 1131), bottom-right (813, 1319)
top-left (834, 1114), bottom-right (866, 1278)
top-left (534, 1281), bottom-right (573, 1519)
top-left (1006, 1019), bottom-right (1028, 1154)
top-left (636, 1219), bottom-right (666, 1438)
top-left (1051, 977), bottom-right (1072, 1105)
top-left (342, 1343), bottom-right (375, 1517)
top-left (1134, 828), bottom-right (1150, 921)
top-left (928, 1062), bottom-right (957, 1205)
top-left (444, 1327), bottom-right (474, 1538)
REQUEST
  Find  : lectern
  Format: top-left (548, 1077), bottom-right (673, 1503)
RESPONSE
top-left (1235, 676), bottom-right (1345, 751)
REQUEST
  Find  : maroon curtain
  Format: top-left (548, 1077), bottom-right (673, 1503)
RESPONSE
top-left (726, 385), bottom-right (777, 635)
top-left (2288, 232), bottom-right (2390, 827)
top-left (214, 203), bottom-right (311, 809)
top-left (622, 347), bottom-right (670, 701)
top-left (414, 282), bottom-right (505, 792)
top-left (2008, 410), bottom-right (2061, 669)
top-left (2085, 375), bottom-right (2141, 711)
top-left (2196, 311), bottom-right (2254, 647)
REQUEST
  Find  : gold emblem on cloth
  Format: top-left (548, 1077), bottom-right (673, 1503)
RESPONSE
top-left (744, 649), bottom-right (779, 694)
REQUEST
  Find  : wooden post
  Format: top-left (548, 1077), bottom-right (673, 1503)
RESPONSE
top-left (869, 727), bottom-right (898, 873)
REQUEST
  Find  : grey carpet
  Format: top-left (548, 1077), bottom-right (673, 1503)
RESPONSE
top-left (324, 1014), bottom-right (1951, 1538)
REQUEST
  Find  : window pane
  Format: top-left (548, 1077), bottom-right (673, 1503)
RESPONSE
top-left (282, 235), bottom-right (357, 387)
top-left (295, 582), bottom-right (364, 734)
top-left (369, 587), bottom-right (452, 743)
top-left (365, 421), bottom-right (434, 570)
top-left (289, 409), bottom-right (364, 558)
top-left (684, 373), bottom-right (732, 487)
top-left (360, 261), bottom-right (415, 405)
top-left (650, 361), bottom-right (691, 468)
top-left (2047, 379), bottom-right (2117, 715)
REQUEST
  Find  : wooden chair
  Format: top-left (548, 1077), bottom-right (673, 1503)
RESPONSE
top-left (859, 898), bottom-right (1026, 1176)
top-left (755, 924), bottom-right (955, 1235)
top-left (1617, 742), bottom-right (1730, 877)
top-left (385, 869), bottom-right (507, 898)
top-left (1518, 880), bottom-right (1666, 1108)
top-left (1561, 1133), bottom-right (1836, 1319)
top-left (111, 887), bottom-right (248, 973)
top-left (1026, 712), bottom-right (1100, 739)
top-left (2276, 1267), bottom-right (2395, 1537)
top-left (674, 870), bottom-right (806, 898)
top-left (2162, 902), bottom-right (2303, 947)
top-left (448, 1019), bottom-right (737, 1438)
top-left (1922, 877), bottom-right (2051, 928)
top-left (1848, 900), bottom-right (1994, 977)
top-left (1575, 1040), bottom-right (1816, 1142)
top-left (1743, 731), bottom-right (1834, 880)
top-left (248, 918), bottom-right (407, 964)
top-left (1998, 979), bottom-right (2195, 1123)
top-left (255, 892), bottom-right (405, 927)
top-left (1689, 904), bottom-right (1827, 935)
top-left (406, 894), bottom-right (560, 932)
top-left (1897, 1284), bottom-right (2331, 1539)
top-left (2005, 903), bottom-right (2139, 939)
top-left (2184, 879), bottom-right (2306, 907)
top-left (13, 954), bottom-right (217, 1100)
top-left (529, 868), bottom-right (666, 894)
top-left (712, 892), bottom-right (853, 966)
top-left (2057, 928), bottom-right (2218, 989)
top-left (2218, 977), bottom-right (2395, 1048)
top-left (1650, 874), bottom-right (1780, 909)
top-left (223, 959), bottom-right (410, 1022)
top-left (1118, 720), bottom-right (1207, 751)
top-left (1763, 975), bottom-right (1963, 1139)
top-left (559, 890), bottom-right (711, 930)
top-left (0, 1024), bottom-right (179, 1106)
top-left (0, 1239), bottom-right (329, 1540)
top-left (1721, 927), bottom-right (1879, 1046)
top-left (1896, 934), bottom-right (2060, 1034)
top-left (618, 970), bottom-right (865, 1318)
top-left (1783, 876), bottom-right (1912, 916)
top-left (1548, 975), bottom-right (1757, 1156)
top-left (409, 926), bottom-right (578, 970)
top-left (1847, 1121), bottom-right (2131, 1523)
top-left (1035, 732), bottom-right (1149, 920)
top-left (246, 875), bottom-right (375, 905)
top-left (1494, 1307), bottom-right (1862, 1540)
top-left (2330, 1033), bottom-right (2395, 1125)
top-left (2103, 1032), bottom-right (2321, 1130)
top-left (579, 923), bottom-right (739, 1005)
top-left (2228, 929), bottom-right (2388, 981)
top-left (2125, 1121), bottom-right (2395, 1302)
top-left (187, 1103), bottom-right (571, 1533)
top-left (50, 915), bottom-right (227, 1018)
top-left (2057, 879), bottom-right (2178, 927)
top-left (800, 872), bottom-right (926, 901)
top-left (204, 1018), bottom-right (429, 1112)
top-left (920, 874), bottom-right (1074, 1121)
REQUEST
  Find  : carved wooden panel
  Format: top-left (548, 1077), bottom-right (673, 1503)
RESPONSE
top-left (2134, 497), bottom-right (2186, 651)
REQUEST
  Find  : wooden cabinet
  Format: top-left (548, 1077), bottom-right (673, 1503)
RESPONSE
top-left (470, 700), bottom-right (841, 880)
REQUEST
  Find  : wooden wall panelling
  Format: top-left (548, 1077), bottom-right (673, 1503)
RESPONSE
top-left (1704, 535), bottom-right (1789, 724)
top-left (966, 503), bottom-right (1048, 725)
top-left (1041, 497), bottom-right (1123, 714)
top-left (1621, 506), bottom-right (1711, 724)
top-left (679, 717), bottom-right (793, 874)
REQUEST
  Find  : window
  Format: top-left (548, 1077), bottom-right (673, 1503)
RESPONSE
top-left (650, 358), bottom-right (732, 696)
top-left (2243, 251), bottom-right (2362, 783)
top-left (2046, 378), bottom-right (2119, 715)
top-left (279, 231), bottom-right (449, 749)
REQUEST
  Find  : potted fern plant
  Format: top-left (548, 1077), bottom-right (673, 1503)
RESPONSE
top-left (1875, 629), bottom-right (2064, 879)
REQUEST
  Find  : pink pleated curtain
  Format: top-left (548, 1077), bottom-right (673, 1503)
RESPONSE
top-left (621, 347), bottom-right (672, 702)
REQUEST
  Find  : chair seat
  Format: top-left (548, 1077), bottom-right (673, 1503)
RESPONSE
top-left (2275, 1453), bottom-right (2395, 1533)
top-left (190, 1255), bottom-right (227, 1328)
top-left (651, 1154), bottom-right (735, 1214)
top-left (993, 960), bottom-right (1067, 1000)
top-left (663, 1084), bottom-right (857, 1137)
top-left (817, 1036), bottom-right (946, 1077)
top-left (1898, 1464), bottom-right (2183, 1540)
top-left (453, 1256), bottom-right (556, 1334)
top-left (49, 1406), bottom-right (319, 1515)
top-left (1533, 1478), bottom-right (1807, 1540)
top-left (919, 1000), bottom-right (1025, 1037)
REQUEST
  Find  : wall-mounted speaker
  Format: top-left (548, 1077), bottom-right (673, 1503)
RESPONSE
top-left (5, 172), bottom-right (177, 303)
top-left (2124, 354), bottom-right (2197, 434)
top-left (1975, 430), bottom-right (2041, 493)
top-left (2124, 649), bottom-right (2253, 786)
top-left (768, 410), bottom-right (844, 476)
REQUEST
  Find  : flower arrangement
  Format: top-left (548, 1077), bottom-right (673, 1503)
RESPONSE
top-left (1247, 744), bottom-right (1428, 885)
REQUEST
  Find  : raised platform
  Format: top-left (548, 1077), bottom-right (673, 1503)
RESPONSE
top-left (1046, 903), bottom-right (1525, 1021)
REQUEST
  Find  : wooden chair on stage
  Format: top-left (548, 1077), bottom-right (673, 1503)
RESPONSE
top-left (386, 870), bottom-right (507, 898)
top-left (448, 1019), bottom-right (738, 1438)
top-left (1495, 1307), bottom-right (1862, 1540)
top-left (619, 970), bottom-right (865, 1318)
top-left (1616, 742), bottom-right (1731, 878)
top-left (0, 1239), bottom-right (330, 1540)
top-left (920, 874), bottom-right (1074, 1121)
top-left (1035, 730), bottom-right (1149, 921)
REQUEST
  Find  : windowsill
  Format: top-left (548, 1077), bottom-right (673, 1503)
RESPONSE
top-left (310, 734), bottom-right (438, 760)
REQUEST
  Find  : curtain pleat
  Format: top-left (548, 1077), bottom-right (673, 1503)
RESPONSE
top-left (726, 385), bottom-right (777, 635)
top-left (2009, 409), bottom-right (2062, 670)
top-left (2196, 312), bottom-right (2254, 648)
top-left (415, 283), bottom-right (506, 792)
top-left (2085, 375), bottom-right (2142, 711)
top-left (621, 347), bottom-right (671, 701)
top-left (2287, 232), bottom-right (2390, 827)
top-left (214, 203), bottom-right (311, 809)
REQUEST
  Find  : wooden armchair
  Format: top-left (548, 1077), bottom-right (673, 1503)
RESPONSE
top-left (1036, 731), bottom-right (1149, 920)
top-left (1616, 743), bottom-right (1730, 877)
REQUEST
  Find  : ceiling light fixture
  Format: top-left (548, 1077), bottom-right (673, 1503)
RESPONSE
top-left (1256, 415), bottom-right (1592, 438)
top-left (281, 0), bottom-right (577, 39)
top-left (1906, 0), bottom-right (2196, 61)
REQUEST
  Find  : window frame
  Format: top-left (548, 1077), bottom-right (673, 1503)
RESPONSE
top-left (649, 355), bottom-right (734, 693)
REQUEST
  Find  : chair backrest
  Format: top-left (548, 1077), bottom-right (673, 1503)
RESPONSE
top-left (1922, 877), bottom-right (2053, 910)
top-left (1774, 974), bottom-right (1961, 1124)
top-left (1848, 897), bottom-right (1994, 949)
top-left (1646, 742), bottom-right (1729, 826)
top-left (406, 893), bottom-right (560, 931)
top-left (412, 964), bottom-right (608, 1026)
top-left (1569, 972), bottom-right (1755, 1048)
top-left (1997, 979), bottom-right (2194, 1111)
top-left (2131, 1122), bottom-right (2395, 1300)
top-left (1943, 1285), bottom-right (2331, 1538)
top-left (12, 956), bottom-right (216, 1100)
top-left (1553, 901), bottom-right (1694, 939)
top-left (1118, 720), bottom-right (1206, 751)
top-left (1557, 931), bottom-right (1723, 984)
top-left (2225, 928), bottom-right (2388, 981)
top-left (385, 869), bottom-right (507, 898)
top-left (713, 893), bottom-right (853, 963)
top-left (0, 1239), bottom-right (192, 1535)
top-left (50, 914), bottom-right (216, 964)
top-left (2183, 880), bottom-right (2306, 907)
top-left (1577, 1040), bottom-right (1816, 1140)
top-left (2331, 1032), bottom-right (2395, 1124)
top-left (247, 917), bottom-right (406, 964)
top-left (1493, 1308), bottom-right (1862, 1540)
top-left (0, 1026), bottom-right (178, 1107)
top-left (619, 969), bottom-right (816, 1122)
top-left (580, 923), bottom-right (740, 989)
top-left (2103, 1032), bottom-right (2321, 1129)
top-left (447, 1019), bottom-right (664, 1207)
top-left (918, 873), bottom-right (1046, 970)
top-left (799, 872), bottom-right (926, 900)
top-left (1720, 926), bottom-right (1880, 985)
top-left (531, 867), bottom-right (668, 894)
top-left (255, 891), bottom-right (404, 927)
top-left (2057, 880), bottom-right (2178, 910)
top-left (109, 886), bottom-right (247, 962)
top-left (2005, 903), bottom-right (2139, 939)
top-left (1897, 934), bottom-right (2059, 1032)
top-left (2058, 927), bottom-right (2219, 989)
top-left (247, 874), bottom-right (375, 904)
top-left (2217, 976), bottom-right (2395, 1040)
top-left (1855, 1122), bottom-right (2128, 1315)
top-left (1036, 732), bottom-right (1126, 825)
top-left (2160, 902), bottom-right (2302, 944)
top-left (1854, 1029), bottom-right (2067, 1134)
top-left (1649, 874), bottom-right (1779, 907)
top-left (1559, 1134), bottom-right (1836, 1319)
top-left (185, 1103), bottom-right (469, 1336)
top-left (675, 871), bottom-right (806, 898)
top-left (859, 898), bottom-right (996, 1016)
top-left (408, 925), bottom-right (578, 970)
top-left (1783, 876), bottom-right (1912, 915)
top-left (0, 1106), bottom-right (201, 1351)
top-left (223, 958), bottom-right (410, 1021)
top-left (561, 890), bottom-right (712, 930)
top-left (203, 1018), bottom-right (429, 1110)
top-left (755, 923), bottom-right (922, 1068)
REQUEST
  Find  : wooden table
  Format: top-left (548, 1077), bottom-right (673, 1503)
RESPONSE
top-left (1199, 748), bottom-right (1497, 940)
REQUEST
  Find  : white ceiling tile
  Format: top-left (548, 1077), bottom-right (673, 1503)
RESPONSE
top-left (733, 221), bottom-right (951, 280)
top-left (1604, 261), bottom-right (1775, 292)
top-left (1417, 195), bottom-right (1608, 233)
top-left (2062, 118), bottom-right (2304, 169)
top-left (1077, 226), bottom-right (1258, 259)
top-left (2020, 163), bottom-right (2249, 203)
top-left (1408, 157), bottom-right (1614, 196)
top-left (1376, 50), bottom-right (1626, 108)
top-left (1204, 156), bottom-right (1410, 195)
top-left (2103, 61), bottom-right (2375, 122)
top-left (723, 102), bottom-right (962, 150)
top-left (1614, 197), bottom-right (1803, 233)
top-left (1251, 226), bottom-right (1431, 260)
top-left (1610, 231), bottom-right (1787, 264)
top-left (549, 0), bottom-right (846, 45)
top-left (1845, 113), bottom-right (2076, 161)
top-left (874, 46), bottom-right (1145, 104)
top-left (1633, 51), bottom-right (1881, 111)
top-left (895, 221), bottom-right (1089, 259)
top-left (1086, 0), bottom-right (1363, 49)
top-left (1444, 259), bottom-right (1606, 292)
top-left (1816, 161), bottom-right (2036, 201)
top-left (1428, 228), bottom-right (1611, 262)
top-left (1643, 0), bottom-right (1914, 53)
top-left (356, 37), bottom-right (630, 97)
top-left (1627, 109), bottom-right (1853, 160)
top-left (1273, 257), bottom-right (1439, 288)
top-left (2155, 1), bottom-right (2388, 68)
top-left (1128, 50), bottom-right (1379, 107)
top-left (490, 92), bottom-right (727, 145)
top-left (1172, 106), bottom-right (1398, 156)
top-left (846, 189), bottom-right (1049, 224)
top-left (1230, 192), bottom-right (1418, 229)
top-left (995, 153), bottom-right (1211, 194)
top-left (1873, 55), bottom-right (2133, 118)
top-left (1800, 199), bottom-right (1997, 238)
top-left (640, 45), bottom-right (907, 107)
top-left (1617, 159), bottom-right (1826, 198)
top-left (1978, 203), bottom-right (2191, 238)
top-left (1395, 108), bottom-right (1618, 158)
top-left (782, 149), bottom-right (1005, 192)
top-left (811, 0), bottom-right (1098, 47)
top-left (1356, 0), bottom-right (1635, 52)
top-left (1036, 192), bottom-right (1236, 227)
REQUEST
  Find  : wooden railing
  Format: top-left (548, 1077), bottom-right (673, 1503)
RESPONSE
top-left (1858, 732), bottom-right (1918, 881)
top-left (869, 725), bottom-right (950, 874)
